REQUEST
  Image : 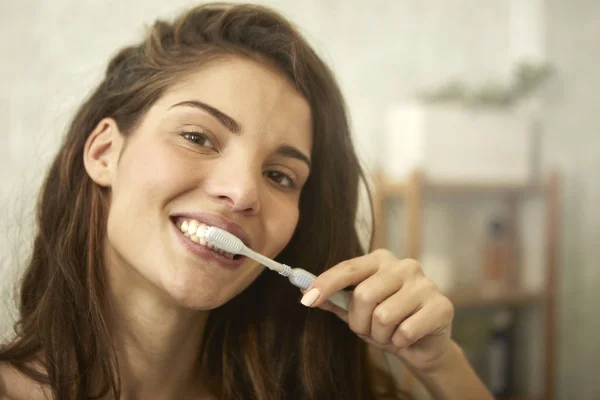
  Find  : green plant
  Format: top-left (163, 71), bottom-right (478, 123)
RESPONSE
top-left (418, 61), bottom-right (553, 108)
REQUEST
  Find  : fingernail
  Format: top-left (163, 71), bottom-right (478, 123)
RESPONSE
top-left (300, 288), bottom-right (320, 307)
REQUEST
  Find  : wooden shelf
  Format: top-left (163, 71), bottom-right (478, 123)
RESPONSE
top-left (379, 179), bottom-right (545, 197)
top-left (380, 181), bottom-right (407, 196)
top-left (374, 170), bottom-right (548, 197)
top-left (373, 168), bottom-right (560, 399)
top-left (498, 396), bottom-right (534, 400)
top-left (447, 287), bottom-right (545, 309)
top-left (425, 180), bottom-right (544, 195)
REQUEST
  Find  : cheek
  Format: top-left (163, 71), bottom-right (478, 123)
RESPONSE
top-left (263, 203), bottom-right (299, 257)
top-left (114, 138), bottom-right (203, 209)
top-left (105, 140), bottom-right (191, 267)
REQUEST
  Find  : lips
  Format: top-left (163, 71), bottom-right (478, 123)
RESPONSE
top-left (169, 212), bottom-right (250, 268)
top-left (170, 212), bottom-right (251, 248)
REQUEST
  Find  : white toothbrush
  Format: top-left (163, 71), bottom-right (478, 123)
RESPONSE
top-left (206, 226), bottom-right (351, 311)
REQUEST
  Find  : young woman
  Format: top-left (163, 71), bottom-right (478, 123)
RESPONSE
top-left (0, 3), bottom-right (493, 399)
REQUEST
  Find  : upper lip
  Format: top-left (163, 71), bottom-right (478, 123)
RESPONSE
top-left (170, 212), bottom-right (252, 249)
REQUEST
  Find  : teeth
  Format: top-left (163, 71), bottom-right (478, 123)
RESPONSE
top-left (176, 218), bottom-right (236, 259)
top-left (187, 220), bottom-right (199, 235)
top-left (196, 224), bottom-right (207, 238)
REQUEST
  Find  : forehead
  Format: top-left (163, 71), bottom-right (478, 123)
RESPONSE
top-left (154, 56), bottom-right (313, 151)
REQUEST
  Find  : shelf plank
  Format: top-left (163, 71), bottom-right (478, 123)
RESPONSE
top-left (447, 287), bottom-right (545, 309)
top-left (424, 180), bottom-right (544, 195)
top-left (377, 174), bottom-right (546, 197)
top-left (498, 396), bottom-right (533, 400)
top-left (381, 180), bottom-right (545, 196)
top-left (381, 181), bottom-right (407, 196)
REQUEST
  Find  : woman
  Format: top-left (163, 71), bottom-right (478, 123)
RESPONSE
top-left (0, 3), bottom-right (493, 400)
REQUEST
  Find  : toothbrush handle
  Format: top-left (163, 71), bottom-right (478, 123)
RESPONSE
top-left (288, 268), bottom-right (352, 311)
top-left (325, 291), bottom-right (352, 311)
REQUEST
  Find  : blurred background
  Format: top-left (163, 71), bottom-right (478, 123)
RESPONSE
top-left (0, 1), bottom-right (598, 399)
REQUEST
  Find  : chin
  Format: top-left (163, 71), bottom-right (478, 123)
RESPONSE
top-left (166, 285), bottom-right (228, 310)
top-left (160, 271), bottom-right (236, 310)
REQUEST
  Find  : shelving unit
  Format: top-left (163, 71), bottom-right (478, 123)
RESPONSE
top-left (447, 286), bottom-right (545, 309)
top-left (372, 168), bottom-right (560, 400)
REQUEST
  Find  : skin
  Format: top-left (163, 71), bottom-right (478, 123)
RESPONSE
top-left (0, 56), bottom-right (493, 400)
top-left (303, 253), bottom-right (494, 399)
top-left (92, 57), bottom-right (313, 399)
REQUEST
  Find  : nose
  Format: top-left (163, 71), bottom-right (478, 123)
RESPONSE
top-left (204, 157), bottom-right (261, 215)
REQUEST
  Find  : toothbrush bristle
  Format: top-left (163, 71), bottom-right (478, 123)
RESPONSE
top-left (205, 227), bottom-right (244, 254)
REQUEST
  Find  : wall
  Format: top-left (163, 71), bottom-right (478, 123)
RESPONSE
top-left (544, 1), bottom-right (600, 398)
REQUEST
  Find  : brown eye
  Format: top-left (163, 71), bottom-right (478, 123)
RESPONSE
top-left (182, 132), bottom-right (215, 149)
top-left (264, 170), bottom-right (295, 189)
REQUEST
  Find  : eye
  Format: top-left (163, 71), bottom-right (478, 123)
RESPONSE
top-left (264, 170), bottom-right (296, 189)
top-left (181, 131), bottom-right (215, 149)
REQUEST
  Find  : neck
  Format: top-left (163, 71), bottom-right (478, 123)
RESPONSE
top-left (106, 257), bottom-right (210, 400)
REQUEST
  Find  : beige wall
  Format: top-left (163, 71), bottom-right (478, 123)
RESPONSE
top-left (545, 1), bottom-right (600, 398)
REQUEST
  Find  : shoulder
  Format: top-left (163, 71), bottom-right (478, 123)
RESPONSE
top-left (0, 363), bottom-right (50, 400)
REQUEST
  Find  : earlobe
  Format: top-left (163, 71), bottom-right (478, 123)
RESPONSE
top-left (83, 118), bottom-right (122, 187)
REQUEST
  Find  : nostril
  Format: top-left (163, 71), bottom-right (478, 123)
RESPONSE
top-left (216, 195), bottom-right (259, 214)
top-left (217, 196), bottom-right (235, 207)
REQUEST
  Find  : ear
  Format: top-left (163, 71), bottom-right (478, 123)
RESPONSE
top-left (83, 118), bottom-right (123, 187)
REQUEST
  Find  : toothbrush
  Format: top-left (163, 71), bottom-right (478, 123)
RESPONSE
top-left (206, 226), bottom-right (351, 311)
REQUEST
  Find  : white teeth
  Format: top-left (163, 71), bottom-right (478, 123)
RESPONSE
top-left (196, 224), bottom-right (206, 238)
top-left (176, 218), bottom-right (236, 259)
top-left (187, 220), bottom-right (199, 235)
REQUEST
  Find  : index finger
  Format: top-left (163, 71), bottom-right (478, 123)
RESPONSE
top-left (303, 250), bottom-right (390, 307)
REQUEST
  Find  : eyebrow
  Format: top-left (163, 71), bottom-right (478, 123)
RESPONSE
top-left (170, 99), bottom-right (311, 169)
top-left (169, 100), bottom-right (242, 134)
top-left (276, 145), bottom-right (311, 169)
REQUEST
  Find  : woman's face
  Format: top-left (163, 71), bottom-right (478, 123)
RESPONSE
top-left (97, 57), bottom-right (312, 309)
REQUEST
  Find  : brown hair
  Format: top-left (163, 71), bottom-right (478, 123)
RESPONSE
top-left (1, 3), bottom-right (410, 399)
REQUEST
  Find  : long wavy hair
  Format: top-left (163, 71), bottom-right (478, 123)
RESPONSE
top-left (0, 3), bottom-right (410, 399)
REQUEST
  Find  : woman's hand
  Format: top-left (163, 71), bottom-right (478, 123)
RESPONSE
top-left (300, 249), bottom-right (455, 373)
